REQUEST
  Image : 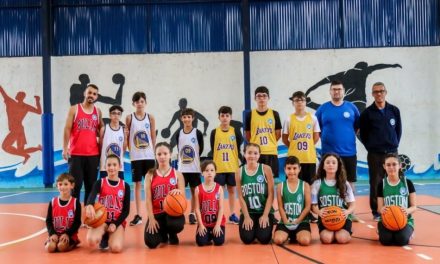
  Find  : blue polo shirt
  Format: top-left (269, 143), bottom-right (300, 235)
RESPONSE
top-left (359, 102), bottom-right (401, 153)
top-left (315, 101), bottom-right (360, 156)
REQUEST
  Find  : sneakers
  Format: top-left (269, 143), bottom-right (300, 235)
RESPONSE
top-left (228, 213), bottom-right (240, 225)
top-left (169, 233), bottom-right (179, 245)
top-left (189, 213), bottom-right (197, 225)
top-left (373, 213), bottom-right (381, 222)
top-left (99, 233), bottom-right (109, 250)
top-left (130, 215), bottom-right (143, 226)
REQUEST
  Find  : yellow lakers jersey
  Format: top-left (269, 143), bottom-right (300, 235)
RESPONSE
top-left (250, 109), bottom-right (278, 155)
top-left (213, 127), bottom-right (239, 173)
top-left (287, 113), bottom-right (317, 163)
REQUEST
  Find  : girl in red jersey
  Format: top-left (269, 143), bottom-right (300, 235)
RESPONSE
top-left (45, 173), bottom-right (81, 253)
top-left (86, 154), bottom-right (131, 253)
top-left (195, 160), bottom-right (226, 246)
top-left (144, 142), bottom-right (186, 249)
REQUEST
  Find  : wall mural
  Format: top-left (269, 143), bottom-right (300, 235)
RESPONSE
top-left (0, 48), bottom-right (438, 187)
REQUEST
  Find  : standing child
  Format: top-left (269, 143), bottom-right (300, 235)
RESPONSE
top-left (377, 153), bottom-right (416, 246)
top-left (282, 91), bottom-right (320, 185)
top-left (273, 156), bottom-right (311, 246)
top-left (144, 142), bottom-right (186, 248)
top-left (195, 161), bottom-right (226, 246)
top-left (236, 143), bottom-right (275, 244)
top-left (210, 106), bottom-right (243, 224)
top-left (244, 86), bottom-right (282, 178)
top-left (176, 108), bottom-right (204, 224)
top-left (100, 105), bottom-right (127, 179)
top-left (311, 153), bottom-right (356, 244)
top-left (126, 91), bottom-right (156, 226)
top-left (86, 154), bottom-right (131, 253)
top-left (45, 173), bottom-right (81, 253)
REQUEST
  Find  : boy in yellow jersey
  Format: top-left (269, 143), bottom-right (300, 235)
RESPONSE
top-left (210, 106), bottom-right (243, 224)
top-left (282, 91), bottom-right (320, 184)
top-left (244, 86), bottom-right (282, 178)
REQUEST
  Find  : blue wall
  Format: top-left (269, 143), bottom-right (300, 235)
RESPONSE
top-left (0, 0), bottom-right (439, 56)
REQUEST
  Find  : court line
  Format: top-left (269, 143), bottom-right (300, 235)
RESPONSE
top-left (0, 212), bottom-right (47, 248)
top-left (277, 244), bottom-right (324, 264)
top-left (0, 192), bottom-right (29, 199)
top-left (417, 253), bottom-right (432, 260)
top-left (352, 236), bottom-right (440, 248)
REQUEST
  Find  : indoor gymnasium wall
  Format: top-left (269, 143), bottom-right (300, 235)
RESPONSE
top-left (0, 46), bottom-right (439, 187)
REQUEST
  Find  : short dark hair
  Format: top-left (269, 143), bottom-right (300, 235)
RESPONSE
top-left (56, 173), bottom-right (75, 184)
top-left (181, 108), bottom-right (195, 117)
top-left (254, 86), bottom-right (269, 96)
top-left (330, 80), bottom-right (343, 87)
top-left (289, 91), bottom-right (306, 101)
top-left (132, 91), bottom-right (146, 102)
top-left (109, 105), bottom-right (123, 113)
top-left (87, 84), bottom-right (99, 90)
top-left (201, 160), bottom-right (217, 172)
top-left (106, 154), bottom-right (121, 165)
top-left (285, 156), bottom-right (300, 167)
top-left (372, 82), bottom-right (386, 89)
top-left (218, 106), bottom-right (232, 115)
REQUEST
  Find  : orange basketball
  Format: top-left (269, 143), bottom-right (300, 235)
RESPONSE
top-left (321, 206), bottom-right (346, 231)
top-left (84, 202), bottom-right (107, 228)
top-left (164, 193), bottom-right (187, 217)
top-left (381, 205), bottom-right (407, 231)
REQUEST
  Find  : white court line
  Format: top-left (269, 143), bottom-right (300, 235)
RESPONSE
top-left (358, 219), bottom-right (365, 224)
top-left (0, 192), bottom-right (29, 199)
top-left (0, 212), bottom-right (47, 248)
top-left (366, 224), bottom-right (375, 229)
top-left (417, 254), bottom-right (433, 260)
top-left (403, 246), bottom-right (412, 250)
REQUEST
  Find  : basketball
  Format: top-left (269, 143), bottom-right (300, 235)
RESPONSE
top-left (321, 206), bottom-right (346, 231)
top-left (381, 205), bottom-right (407, 231)
top-left (161, 128), bottom-right (171, 138)
top-left (84, 202), bottom-right (107, 228)
top-left (164, 193), bottom-right (187, 217)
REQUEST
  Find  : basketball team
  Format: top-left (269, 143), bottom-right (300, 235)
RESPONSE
top-left (45, 81), bottom-right (416, 253)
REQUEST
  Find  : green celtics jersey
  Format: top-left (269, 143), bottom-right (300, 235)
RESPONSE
top-left (240, 163), bottom-right (272, 214)
top-left (382, 177), bottom-right (414, 227)
top-left (282, 180), bottom-right (308, 223)
top-left (318, 179), bottom-right (352, 221)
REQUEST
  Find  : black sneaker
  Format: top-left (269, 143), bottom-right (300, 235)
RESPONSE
top-left (169, 233), bottom-right (179, 245)
top-left (189, 213), bottom-right (197, 225)
top-left (99, 233), bottom-right (109, 250)
top-left (130, 215), bottom-right (143, 226)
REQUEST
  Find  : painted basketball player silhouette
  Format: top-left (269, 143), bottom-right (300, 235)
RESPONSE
top-left (0, 85), bottom-right (42, 164)
top-left (69, 73), bottom-right (125, 106)
top-left (305, 62), bottom-right (402, 112)
top-left (161, 98), bottom-right (209, 150)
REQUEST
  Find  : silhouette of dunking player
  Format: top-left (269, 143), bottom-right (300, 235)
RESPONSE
top-left (161, 98), bottom-right (209, 151)
top-left (305, 62), bottom-right (402, 113)
top-left (69, 73), bottom-right (125, 106)
top-left (0, 85), bottom-right (42, 164)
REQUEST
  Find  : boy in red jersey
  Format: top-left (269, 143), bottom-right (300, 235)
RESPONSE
top-left (45, 173), bottom-right (81, 253)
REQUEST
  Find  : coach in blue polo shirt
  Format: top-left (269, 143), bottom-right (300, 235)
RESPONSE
top-left (359, 82), bottom-right (402, 221)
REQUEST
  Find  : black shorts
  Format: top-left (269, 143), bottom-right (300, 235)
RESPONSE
top-left (100, 171), bottom-right (124, 179)
top-left (258, 154), bottom-right (279, 178)
top-left (299, 163), bottom-right (316, 185)
top-left (275, 222), bottom-right (311, 241)
top-left (183, 172), bottom-right (201, 188)
top-left (131, 160), bottom-right (155, 182)
top-left (318, 219), bottom-right (352, 235)
top-left (214, 173), bottom-right (236, 186)
top-left (340, 155), bottom-right (357, 182)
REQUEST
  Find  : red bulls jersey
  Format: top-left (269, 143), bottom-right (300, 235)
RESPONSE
top-left (151, 168), bottom-right (179, 214)
top-left (70, 104), bottom-right (100, 156)
top-left (51, 197), bottom-right (77, 235)
top-left (98, 178), bottom-right (126, 225)
top-left (198, 183), bottom-right (225, 228)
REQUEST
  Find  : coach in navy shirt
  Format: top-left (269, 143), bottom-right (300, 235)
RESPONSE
top-left (359, 81), bottom-right (402, 221)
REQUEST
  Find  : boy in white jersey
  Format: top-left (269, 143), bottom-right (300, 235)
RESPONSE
top-left (176, 108), bottom-right (204, 224)
top-left (126, 92), bottom-right (156, 226)
top-left (99, 105), bottom-right (127, 179)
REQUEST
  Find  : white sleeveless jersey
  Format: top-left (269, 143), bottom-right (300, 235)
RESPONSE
top-left (177, 128), bottom-right (200, 173)
top-left (100, 124), bottom-right (125, 171)
top-left (129, 113), bottom-right (154, 161)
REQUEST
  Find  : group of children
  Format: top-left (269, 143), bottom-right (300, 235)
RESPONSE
top-left (46, 88), bottom-right (417, 253)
